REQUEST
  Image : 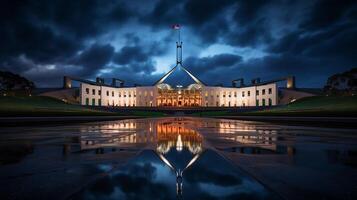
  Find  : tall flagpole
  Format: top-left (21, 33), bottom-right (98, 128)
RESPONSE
top-left (175, 25), bottom-right (182, 65)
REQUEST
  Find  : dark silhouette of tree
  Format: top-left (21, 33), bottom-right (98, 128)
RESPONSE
top-left (324, 68), bottom-right (357, 95)
top-left (0, 71), bottom-right (35, 95)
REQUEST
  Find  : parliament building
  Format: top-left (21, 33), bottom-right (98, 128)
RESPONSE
top-left (58, 34), bottom-right (303, 108)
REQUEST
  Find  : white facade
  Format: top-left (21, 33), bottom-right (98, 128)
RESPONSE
top-left (201, 83), bottom-right (277, 107)
top-left (80, 82), bottom-right (278, 107)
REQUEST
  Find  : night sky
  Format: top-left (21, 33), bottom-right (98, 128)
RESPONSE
top-left (0, 0), bottom-right (356, 88)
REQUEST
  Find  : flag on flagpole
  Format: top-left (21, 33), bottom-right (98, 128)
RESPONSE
top-left (172, 24), bottom-right (180, 29)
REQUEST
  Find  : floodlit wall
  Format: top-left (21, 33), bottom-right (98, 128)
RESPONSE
top-left (80, 83), bottom-right (137, 106)
top-left (80, 82), bottom-right (278, 107)
top-left (202, 83), bottom-right (278, 107)
top-left (136, 86), bottom-right (157, 107)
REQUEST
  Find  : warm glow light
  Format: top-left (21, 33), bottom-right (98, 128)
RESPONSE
top-left (176, 134), bottom-right (183, 151)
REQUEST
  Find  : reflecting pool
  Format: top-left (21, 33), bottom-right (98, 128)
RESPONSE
top-left (0, 117), bottom-right (356, 199)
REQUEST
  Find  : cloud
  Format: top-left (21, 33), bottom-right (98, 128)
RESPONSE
top-left (0, 0), bottom-right (356, 88)
top-left (113, 46), bottom-right (149, 65)
top-left (184, 0), bottom-right (235, 26)
top-left (71, 43), bottom-right (115, 76)
top-left (300, 0), bottom-right (356, 31)
top-left (185, 54), bottom-right (242, 74)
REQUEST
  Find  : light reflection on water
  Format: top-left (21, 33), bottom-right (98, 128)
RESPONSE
top-left (0, 117), bottom-right (356, 199)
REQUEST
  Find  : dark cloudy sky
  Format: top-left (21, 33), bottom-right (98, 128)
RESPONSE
top-left (0, 0), bottom-right (356, 88)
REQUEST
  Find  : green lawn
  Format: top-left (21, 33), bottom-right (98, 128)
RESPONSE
top-left (0, 96), bottom-right (114, 116)
top-left (251, 96), bottom-right (357, 116)
top-left (0, 96), bottom-right (166, 117)
top-left (192, 96), bottom-right (357, 117)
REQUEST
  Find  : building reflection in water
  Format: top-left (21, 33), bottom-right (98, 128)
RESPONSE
top-left (77, 118), bottom-right (295, 157)
top-left (79, 120), bottom-right (151, 150)
top-left (78, 119), bottom-right (204, 197)
top-left (154, 122), bottom-right (203, 196)
top-left (156, 122), bottom-right (203, 154)
top-left (200, 119), bottom-right (296, 156)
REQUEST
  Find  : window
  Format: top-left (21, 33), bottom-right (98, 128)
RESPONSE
top-left (85, 98), bottom-right (89, 105)
top-left (268, 88), bottom-right (272, 94)
top-left (98, 90), bottom-right (101, 95)
top-left (269, 98), bottom-right (272, 106)
top-left (106, 91), bottom-right (109, 96)
top-left (262, 99), bottom-right (266, 106)
top-left (256, 90), bottom-right (259, 96)
top-left (92, 89), bottom-right (95, 95)
top-left (119, 92), bottom-right (121, 97)
top-left (98, 99), bottom-right (101, 106)
top-left (262, 89), bottom-right (266, 95)
top-left (256, 99), bottom-right (259, 106)
top-left (92, 98), bottom-right (95, 106)
top-left (86, 88), bottom-right (89, 94)
top-left (112, 91), bottom-right (114, 97)
top-left (234, 92), bottom-right (237, 97)
top-left (248, 91), bottom-right (250, 96)
top-left (242, 91), bottom-right (245, 97)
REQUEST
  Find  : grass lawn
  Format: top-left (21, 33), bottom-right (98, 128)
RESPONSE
top-left (192, 96), bottom-right (357, 117)
top-left (0, 96), bottom-right (166, 117)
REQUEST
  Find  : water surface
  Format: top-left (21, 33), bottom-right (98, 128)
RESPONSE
top-left (0, 117), bottom-right (356, 199)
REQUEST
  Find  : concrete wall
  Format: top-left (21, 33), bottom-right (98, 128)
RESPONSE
top-left (136, 86), bottom-right (157, 107)
top-left (40, 88), bottom-right (79, 104)
top-left (80, 83), bottom-right (137, 106)
top-left (202, 83), bottom-right (278, 107)
top-left (79, 82), bottom-right (278, 107)
top-left (279, 88), bottom-right (315, 105)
